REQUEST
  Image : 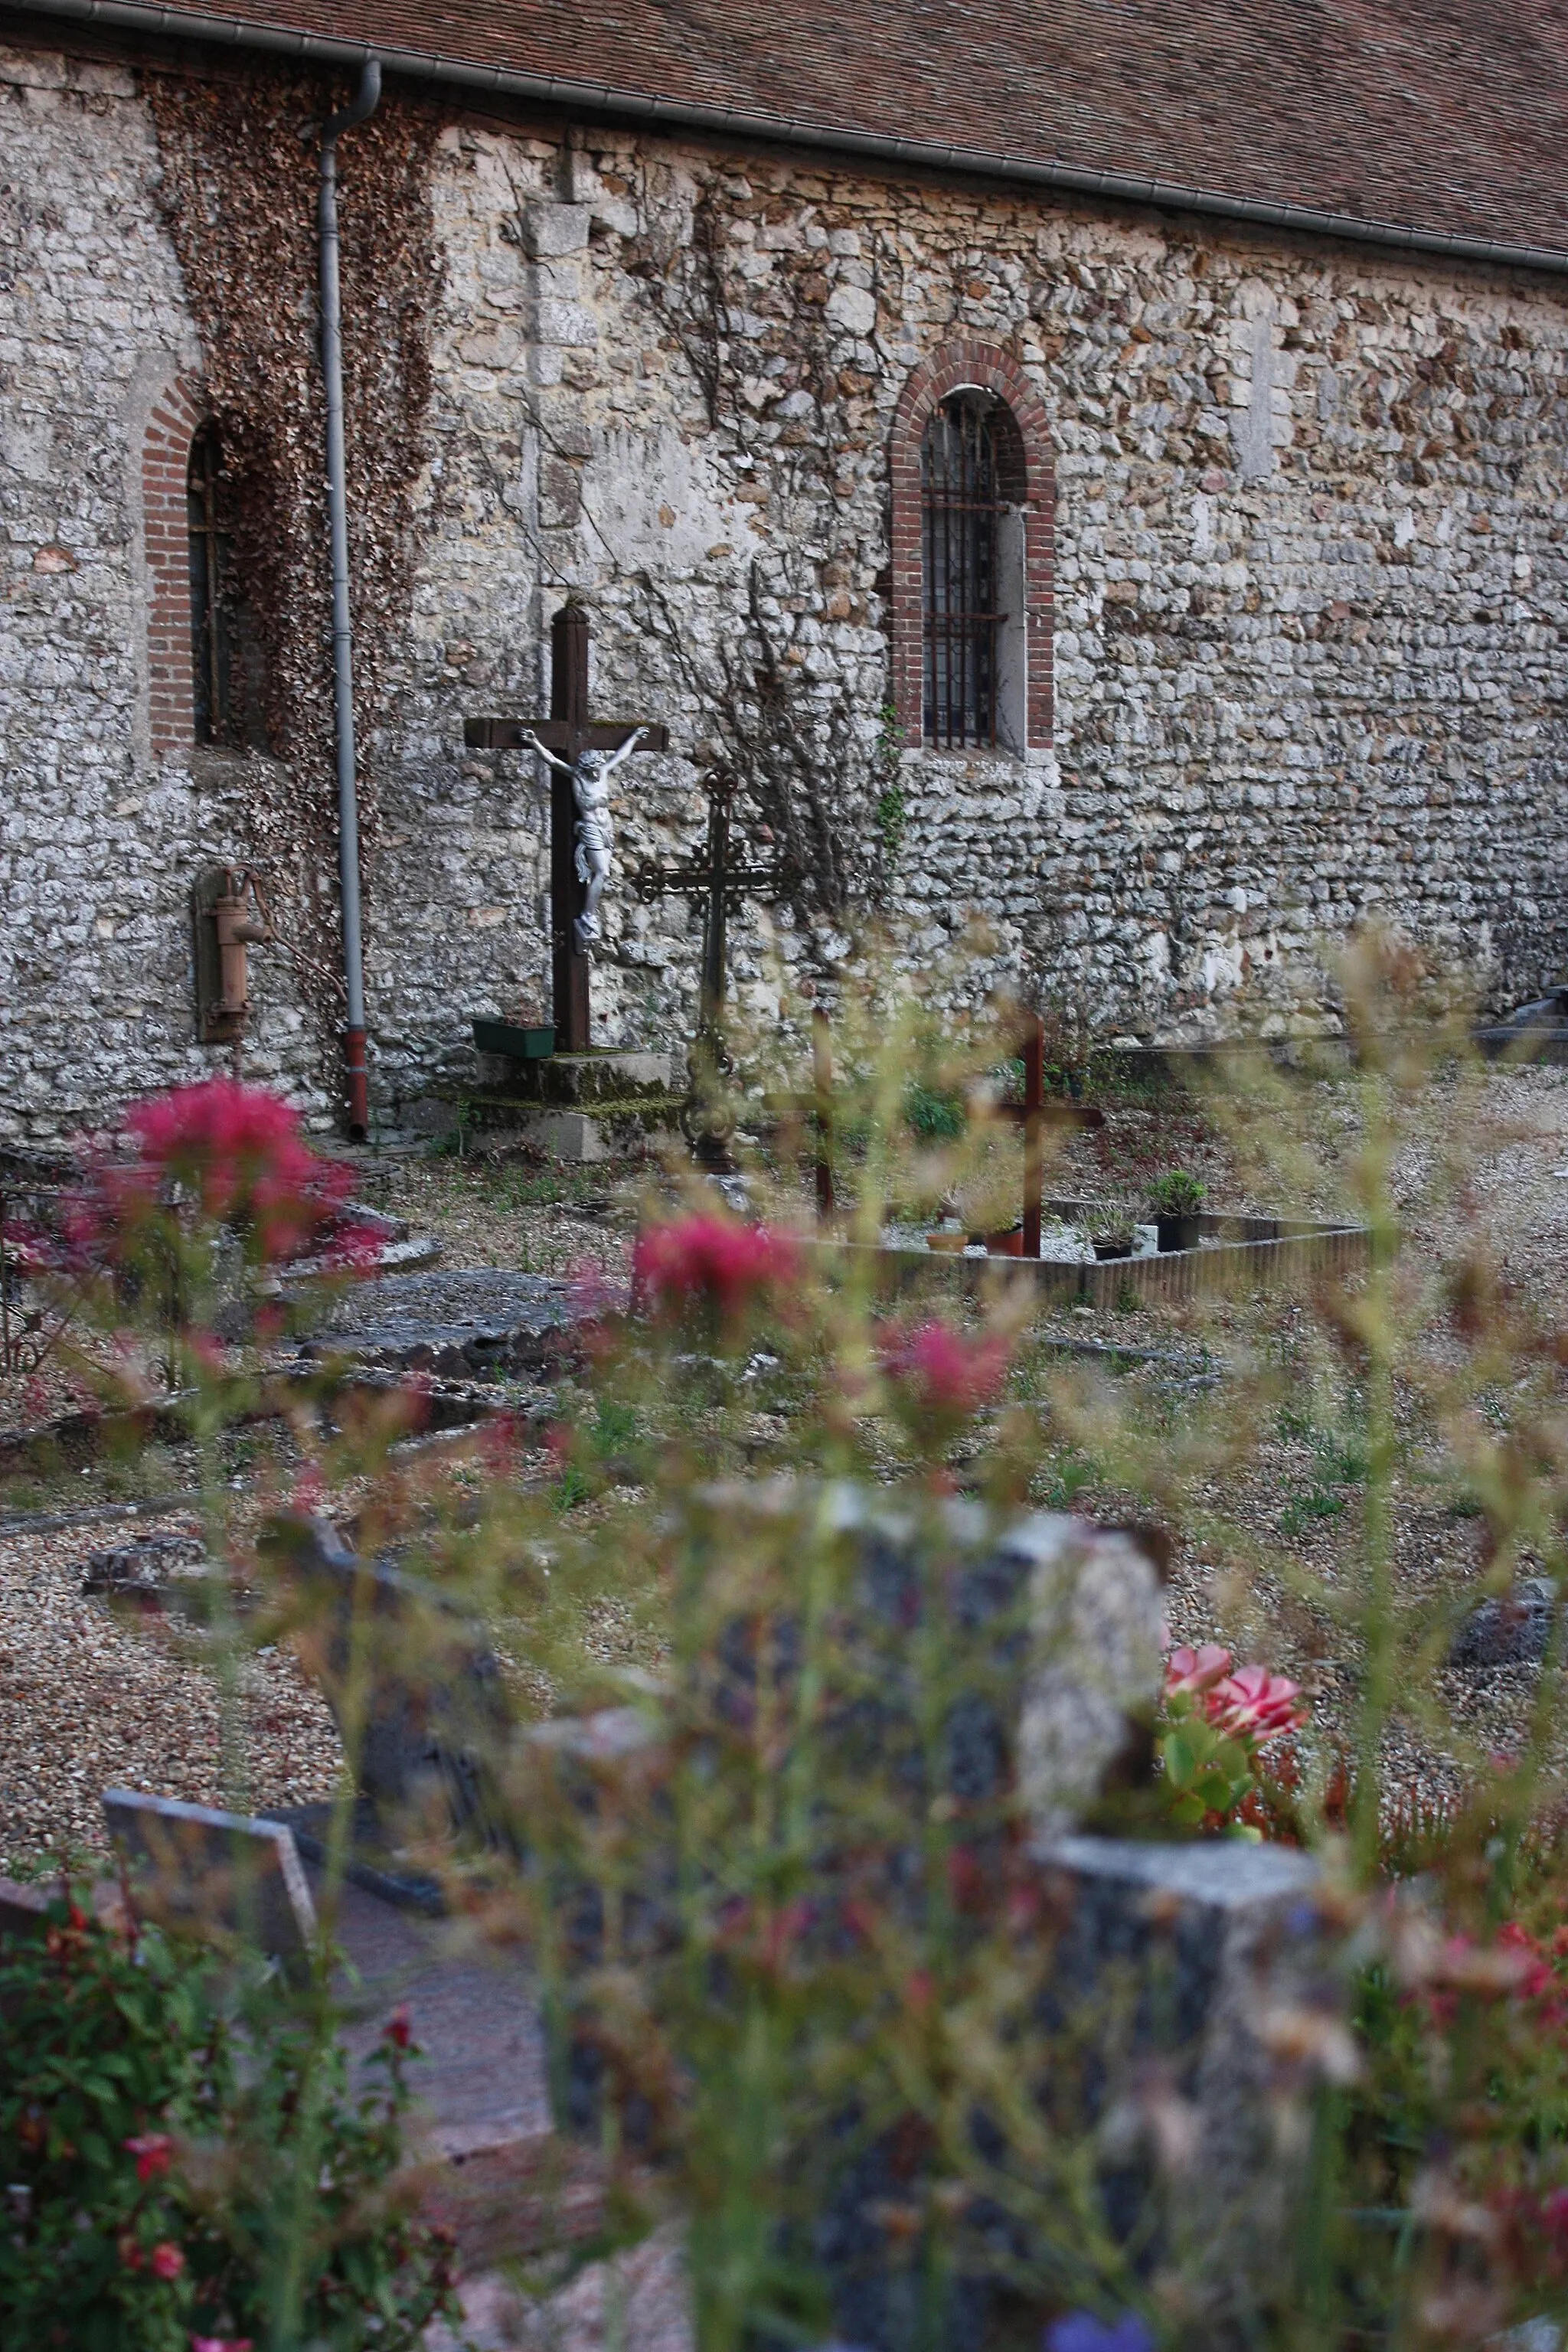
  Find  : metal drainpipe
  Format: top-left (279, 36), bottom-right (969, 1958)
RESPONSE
top-left (319, 56), bottom-right (381, 1140)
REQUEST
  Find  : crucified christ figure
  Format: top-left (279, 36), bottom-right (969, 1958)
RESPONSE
top-left (518, 725), bottom-right (649, 951)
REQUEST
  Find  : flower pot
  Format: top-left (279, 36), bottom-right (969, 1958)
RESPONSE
top-left (1155, 1213), bottom-right (1203, 1253)
top-left (1093, 1233), bottom-right (1133, 1261)
top-left (925, 1230), bottom-right (967, 1253)
top-left (982, 1226), bottom-right (1024, 1256)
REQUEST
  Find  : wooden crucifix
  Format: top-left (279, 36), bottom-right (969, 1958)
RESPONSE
top-left (464, 604), bottom-right (667, 1052)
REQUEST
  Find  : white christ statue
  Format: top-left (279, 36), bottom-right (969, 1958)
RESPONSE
top-left (518, 724), bottom-right (649, 951)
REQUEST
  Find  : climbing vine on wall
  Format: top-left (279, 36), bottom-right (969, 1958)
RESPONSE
top-left (622, 165), bottom-right (901, 927)
top-left (144, 62), bottom-right (438, 1066)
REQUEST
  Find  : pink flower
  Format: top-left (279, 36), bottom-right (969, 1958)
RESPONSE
top-left (632, 1214), bottom-right (799, 1324)
top-left (879, 1319), bottom-right (1010, 1419)
top-left (1205, 1663), bottom-right (1305, 1746)
top-left (70, 1080), bottom-right (354, 1269)
top-left (1164, 1642), bottom-right (1233, 1700)
top-left (149, 2241), bottom-right (185, 2281)
top-left (191, 2339), bottom-right (254, 2351)
top-left (316, 1220), bottom-right (386, 1273)
top-left (124, 2131), bottom-right (174, 2182)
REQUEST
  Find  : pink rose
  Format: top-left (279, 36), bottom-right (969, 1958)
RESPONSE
top-left (1163, 1642), bottom-right (1233, 1700)
top-left (123, 2131), bottom-right (174, 2183)
top-left (149, 2241), bottom-right (185, 2281)
top-left (1204, 1662), bottom-right (1305, 1746)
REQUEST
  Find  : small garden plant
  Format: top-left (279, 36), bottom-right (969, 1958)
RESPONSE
top-left (0, 1895), bottom-right (457, 2350)
top-left (1146, 1169), bottom-right (1206, 1217)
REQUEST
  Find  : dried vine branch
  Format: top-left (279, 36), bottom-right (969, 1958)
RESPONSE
top-left (634, 563), bottom-right (879, 925)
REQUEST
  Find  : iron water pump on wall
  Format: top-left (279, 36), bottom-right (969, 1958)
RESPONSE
top-left (191, 866), bottom-right (276, 1067)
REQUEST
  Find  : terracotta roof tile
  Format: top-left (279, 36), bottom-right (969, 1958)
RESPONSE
top-left (124, 0), bottom-right (1568, 256)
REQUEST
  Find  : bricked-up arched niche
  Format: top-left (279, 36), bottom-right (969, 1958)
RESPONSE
top-left (142, 385), bottom-right (270, 756)
top-left (141, 377), bottom-right (204, 756)
top-left (890, 344), bottom-right (1054, 756)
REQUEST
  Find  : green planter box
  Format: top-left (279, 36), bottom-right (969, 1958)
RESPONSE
top-left (472, 1019), bottom-right (556, 1061)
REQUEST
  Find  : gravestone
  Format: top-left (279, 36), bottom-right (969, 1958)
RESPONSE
top-left (103, 1787), bottom-right (317, 1975)
top-left (260, 1514), bottom-right (516, 1909)
top-left (632, 767), bottom-right (783, 1168)
top-left (507, 1482), bottom-right (1336, 2347)
top-left (1035, 1832), bottom-right (1328, 2336)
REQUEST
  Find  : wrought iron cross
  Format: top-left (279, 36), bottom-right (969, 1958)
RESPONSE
top-left (633, 769), bottom-right (781, 1032)
top-left (464, 605), bottom-right (667, 1052)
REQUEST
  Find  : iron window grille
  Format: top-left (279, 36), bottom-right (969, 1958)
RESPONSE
top-left (921, 391), bottom-right (1012, 749)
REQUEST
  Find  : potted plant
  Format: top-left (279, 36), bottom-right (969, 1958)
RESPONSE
top-left (1091, 1228), bottom-right (1135, 1261)
top-left (1148, 1169), bottom-right (1206, 1253)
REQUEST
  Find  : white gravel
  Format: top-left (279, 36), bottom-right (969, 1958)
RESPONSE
top-left (0, 1511), bottom-right (341, 1873)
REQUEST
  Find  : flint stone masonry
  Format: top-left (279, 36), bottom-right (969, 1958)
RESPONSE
top-left (5, 33), bottom-right (1568, 1142)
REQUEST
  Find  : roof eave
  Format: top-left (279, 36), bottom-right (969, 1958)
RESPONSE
top-left (10, 0), bottom-right (1568, 278)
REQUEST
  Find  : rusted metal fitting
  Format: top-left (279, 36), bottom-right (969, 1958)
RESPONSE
top-left (192, 865), bottom-right (276, 1043)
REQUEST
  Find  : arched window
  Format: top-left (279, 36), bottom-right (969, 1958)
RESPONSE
top-left (921, 391), bottom-right (1026, 750)
top-left (890, 343), bottom-right (1054, 756)
top-left (186, 423), bottom-right (268, 750)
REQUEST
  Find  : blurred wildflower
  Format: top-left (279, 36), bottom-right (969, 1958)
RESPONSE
top-left (69, 1078), bottom-right (354, 1270)
top-left (879, 1318), bottom-right (1011, 1419)
top-left (632, 1211), bottom-right (799, 1326)
top-left (149, 2239), bottom-right (186, 2281)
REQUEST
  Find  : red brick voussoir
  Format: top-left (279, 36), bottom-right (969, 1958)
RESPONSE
top-left (142, 377), bottom-right (204, 757)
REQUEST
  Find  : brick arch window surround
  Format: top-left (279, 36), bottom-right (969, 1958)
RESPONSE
top-left (890, 343), bottom-right (1054, 755)
top-left (142, 384), bottom-right (270, 756)
top-left (142, 377), bottom-right (204, 756)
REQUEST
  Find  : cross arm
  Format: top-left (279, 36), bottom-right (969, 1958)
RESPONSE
top-left (463, 718), bottom-right (671, 753)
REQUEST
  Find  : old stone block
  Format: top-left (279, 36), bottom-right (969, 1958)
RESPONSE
top-left (1035, 1834), bottom-right (1328, 2328)
top-left (1448, 1575), bottom-right (1557, 1668)
top-left (520, 202), bottom-right (591, 257)
top-left (261, 1514), bottom-right (514, 1875)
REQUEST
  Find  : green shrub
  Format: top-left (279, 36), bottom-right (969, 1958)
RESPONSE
top-left (901, 1078), bottom-right (967, 1139)
top-left (0, 1898), bottom-right (459, 2350)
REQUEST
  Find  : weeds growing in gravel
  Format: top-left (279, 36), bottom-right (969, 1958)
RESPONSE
top-left (16, 937), bottom-right (1568, 2346)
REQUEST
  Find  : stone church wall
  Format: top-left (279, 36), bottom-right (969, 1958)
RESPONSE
top-left (4, 33), bottom-right (1568, 1143)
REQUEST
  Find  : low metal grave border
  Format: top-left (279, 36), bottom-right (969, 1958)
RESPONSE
top-left (810, 1198), bottom-right (1369, 1305)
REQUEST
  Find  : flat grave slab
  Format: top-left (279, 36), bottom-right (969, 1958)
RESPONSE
top-left (297, 1267), bottom-right (610, 1381)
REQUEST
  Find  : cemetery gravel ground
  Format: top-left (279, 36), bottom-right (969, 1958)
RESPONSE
top-left (7, 1067), bottom-right (1568, 1871)
top-left (0, 1510), bottom-right (341, 1876)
